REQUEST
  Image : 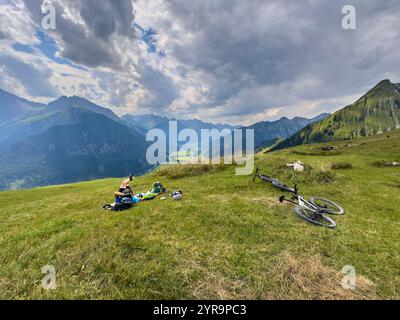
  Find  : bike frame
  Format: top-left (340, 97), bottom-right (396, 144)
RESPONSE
top-left (253, 166), bottom-right (339, 228)
top-left (282, 194), bottom-right (325, 214)
top-left (254, 167), bottom-right (326, 213)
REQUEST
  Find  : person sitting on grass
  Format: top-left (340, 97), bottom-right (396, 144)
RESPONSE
top-left (112, 174), bottom-right (139, 209)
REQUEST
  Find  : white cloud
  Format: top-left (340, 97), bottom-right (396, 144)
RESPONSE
top-left (0, 0), bottom-right (399, 125)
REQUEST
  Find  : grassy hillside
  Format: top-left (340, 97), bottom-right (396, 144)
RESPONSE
top-left (0, 130), bottom-right (399, 299)
top-left (274, 80), bottom-right (400, 150)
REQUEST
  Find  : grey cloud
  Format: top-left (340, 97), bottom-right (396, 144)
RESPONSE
top-left (6, 0), bottom-right (400, 123)
top-left (80, 1), bottom-right (117, 40)
top-left (79, 0), bottom-right (135, 40)
top-left (22, 0), bottom-right (135, 68)
top-left (54, 13), bottom-right (118, 68)
top-left (136, 63), bottom-right (179, 111)
top-left (354, 46), bottom-right (383, 71)
top-left (154, 0), bottom-right (400, 120)
top-left (21, 0), bottom-right (43, 21)
top-left (94, 71), bottom-right (138, 107)
top-left (0, 54), bottom-right (59, 98)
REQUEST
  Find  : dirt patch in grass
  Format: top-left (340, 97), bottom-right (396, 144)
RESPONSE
top-left (207, 194), bottom-right (231, 203)
top-left (185, 252), bottom-right (378, 300)
top-left (156, 164), bottom-right (226, 179)
top-left (182, 245), bottom-right (250, 299)
top-left (331, 162), bottom-right (353, 170)
top-left (250, 197), bottom-right (278, 207)
top-left (191, 271), bottom-right (249, 299)
top-left (268, 253), bottom-right (378, 300)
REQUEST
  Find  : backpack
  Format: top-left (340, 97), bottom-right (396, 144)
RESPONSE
top-left (151, 181), bottom-right (167, 194)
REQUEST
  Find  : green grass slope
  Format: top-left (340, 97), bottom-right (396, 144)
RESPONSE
top-left (274, 80), bottom-right (400, 150)
top-left (0, 130), bottom-right (399, 299)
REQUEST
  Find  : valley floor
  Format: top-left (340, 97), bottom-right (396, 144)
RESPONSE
top-left (0, 131), bottom-right (399, 299)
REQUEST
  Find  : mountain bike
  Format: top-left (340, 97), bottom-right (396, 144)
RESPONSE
top-left (253, 167), bottom-right (345, 228)
top-left (253, 166), bottom-right (296, 193)
top-left (145, 162), bottom-right (161, 174)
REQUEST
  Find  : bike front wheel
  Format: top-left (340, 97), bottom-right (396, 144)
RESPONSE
top-left (309, 197), bottom-right (345, 215)
top-left (294, 206), bottom-right (337, 229)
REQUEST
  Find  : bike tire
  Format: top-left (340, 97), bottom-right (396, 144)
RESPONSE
top-left (309, 197), bottom-right (345, 215)
top-left (294, 206), bottom-right (337, 229)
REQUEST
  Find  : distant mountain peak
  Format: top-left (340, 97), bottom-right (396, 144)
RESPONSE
top-left (122, 113), bottom-right (238, 133)
top-left (0, 88), bottom-right (45, 125)
top-left (49, 95), bottom-right (90, 106)
top-left (47, 95), bottom-right (120, 121)
top-left (368, 79), bottom-right (398, 93)
top-left (377, 79), bottom-right (392, 85)
top-left (273, 79), bottom-right (400, 151)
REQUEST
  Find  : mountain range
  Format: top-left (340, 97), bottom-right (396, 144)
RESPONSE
top-left (122, 114), bottom-right (238, 138)
top-left (123, 112), bottom-right (330, 154)
top-left (0, 89), bottom-right (45, 126)
top-left (0, 109), bottom-right (149, 190)
top-left (2, 89), bottom-right (315, 190)
top-left (273, 80), bottom-right (400, 150)
top-left (243, 113), bottom-right (330, 150)
top-left (1, 79), bottom-right (396, 190)
top-left (0, 92), bottom-right (151, 190)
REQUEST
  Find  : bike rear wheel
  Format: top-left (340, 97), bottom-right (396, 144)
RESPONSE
top-left (309, 197), bottom-right (345, 215)
top-left (294, 206), bottom-right (337, 229)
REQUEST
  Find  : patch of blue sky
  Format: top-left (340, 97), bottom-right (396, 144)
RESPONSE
top-left (12, 31), bottom-right (86, 72)
top-left (35, 31), bottom-right (86, 70)
top-left (134, 23), bottom-right (165, 56)
top-left (12, 43), bottom-right (34, 54)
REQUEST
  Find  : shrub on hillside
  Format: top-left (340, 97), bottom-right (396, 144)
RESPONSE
top-left (156, 163), bottom-right (226, 179)
top-left (331, 162), bottom-right (353, 170)
top-left (290, 149), bottom-right (343, 156)
top-left (262, 160), bottom-right (337, 186)
top-left (372, 160), bottom-right (400, 168)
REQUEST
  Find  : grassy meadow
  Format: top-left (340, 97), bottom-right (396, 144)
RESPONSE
top-left (0, 130), bottom-right (399, 299)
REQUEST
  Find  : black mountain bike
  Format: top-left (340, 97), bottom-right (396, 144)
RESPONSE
top-left (253, 167), bottom-right (345, 228)
top-left (145, 162), bottom-right (161, 174)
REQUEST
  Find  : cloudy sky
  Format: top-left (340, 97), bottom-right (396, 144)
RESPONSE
top-left (0, 0), bottom-right (399, 125)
